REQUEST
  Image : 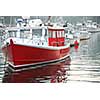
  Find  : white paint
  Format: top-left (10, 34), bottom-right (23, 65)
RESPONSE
top-left (2, 37), bottom-right (70, 50)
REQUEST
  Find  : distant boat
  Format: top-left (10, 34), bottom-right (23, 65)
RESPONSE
top-left (87, 28), bottom-right (100, 33)
top-left (1, 18), bottom-right (70, 70)
top-left (84, 20), bottom-right (100, 33)
top-left (65, 29), bottom-right (80, 46)
top-left (79, 30), bottom-right (91, 40)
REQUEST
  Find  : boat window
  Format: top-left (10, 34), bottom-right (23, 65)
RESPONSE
top-left (20, 29), bottom-right (30, 31)
top-left (48, 31), bottom-right (52, 38)
top-left (62, 31), bottom-right (65, 37)
top-left (32, 29), bottom-right (42, 38)
top-left (20, 30), bottom-right (25, 38)
top-left (57, 31), bottom-right (59, 38)
top-left (57, 31), bottom-right (61, 38)
top-left (52, 31), bottom-right (56, 38)
top-left (8, 30), bottom-right (17, 37)
top-left (48, 30), bottom-right (57, 38)
top-left (60, 31), bottom-right (64, 37)
top-left (45, 29), bottom-right (47, 37)
top-left (20, 29), bottom-right (30, 34)
top-left (20, 29), bottom-right (30, 38)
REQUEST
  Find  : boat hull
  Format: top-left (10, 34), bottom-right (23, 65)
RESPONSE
top-left (70, 38), bottom-right (80, 46)
top-left (2, 40), bottom-right (70, 69)
top-left (80, 35), bottom-right (90, 40)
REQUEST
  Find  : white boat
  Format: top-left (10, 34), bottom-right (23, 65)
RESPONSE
top-left (79, 30), bottom-right (91, 40)
top-left (85, 20), bottom-right (100, 33)
top-left (87, 27), bottom-right (100, 33)
top-left (65, 30), bottom-right (80, 46)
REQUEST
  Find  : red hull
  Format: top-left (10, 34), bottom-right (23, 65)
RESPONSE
top-left (2, 40), bottom-right (70, 68)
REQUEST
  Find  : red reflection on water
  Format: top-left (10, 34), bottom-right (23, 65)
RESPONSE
top-left (3, 57), bottom-right (71, 83)
top-left (74, 45), bottom-right (79, 52)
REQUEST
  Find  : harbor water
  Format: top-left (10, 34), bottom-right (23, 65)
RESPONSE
top-left (0, 32), bottom-right (100, 83)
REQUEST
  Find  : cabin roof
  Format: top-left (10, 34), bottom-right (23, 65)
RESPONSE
top-left (48, 26), bottom-right (64, 31)
top-left (5, 25), bottom-right (64, 31)
top-left (6, 26), bottom-right (47, 31)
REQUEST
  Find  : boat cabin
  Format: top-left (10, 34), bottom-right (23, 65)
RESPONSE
top-left (48, 27), bottom-right (65, 46)
top-left (1, 24), bottom-right (66, 47)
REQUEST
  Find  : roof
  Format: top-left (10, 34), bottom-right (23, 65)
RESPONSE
top-left (47, 23), bottom-right (64, 31)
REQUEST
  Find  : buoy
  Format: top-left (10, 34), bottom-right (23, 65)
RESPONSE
top-left (74, 40), bottom-right (79, 51)
top-left (74, 40), bottom-right (79, 46)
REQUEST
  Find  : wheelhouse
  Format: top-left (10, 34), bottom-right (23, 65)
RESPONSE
top-left (1, 25), bottom-right (66, 48)
top-left (48, 27), bottom-right (65, 46)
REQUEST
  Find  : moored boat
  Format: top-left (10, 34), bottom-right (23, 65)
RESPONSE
top-left (65, 29), bottom-right (80, 46)
top-left (79, 30), bottom-right (91, 40)
top-left (1, 18), bottom-right (70, 69)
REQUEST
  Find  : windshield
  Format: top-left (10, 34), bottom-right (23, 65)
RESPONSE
top-left (8, 30), bottom-right (17, 37)
top-left (32, 29), bottom-right (42, 38)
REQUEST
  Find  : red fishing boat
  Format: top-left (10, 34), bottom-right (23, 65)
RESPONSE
top-left (1, 17), bottom-right (70, 69)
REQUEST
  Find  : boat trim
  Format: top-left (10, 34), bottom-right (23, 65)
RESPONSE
top-left (14, 42), bottom-right (70, 50)
top-left (8, 54), bottom-right (70, 69)
top-left (2, 38), bottom-right (70, 50)
top-left (8, 56), bottom-right (71, 72)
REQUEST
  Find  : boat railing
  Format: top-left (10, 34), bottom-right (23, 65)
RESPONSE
top-left (1, 30), bottom-right (48, 46)
top-left (1, 31), bottom-right (17, 42)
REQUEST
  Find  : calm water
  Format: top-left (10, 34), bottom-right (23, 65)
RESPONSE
top-left (69, 32), bottom-right (100, 83)
top-left (0, 32), bottom-right (100, 83)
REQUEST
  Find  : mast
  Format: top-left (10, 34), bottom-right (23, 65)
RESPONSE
top-left (47, 16), bottom-right (51, 24)
top-left (10, 16), bottom-right (12, 26)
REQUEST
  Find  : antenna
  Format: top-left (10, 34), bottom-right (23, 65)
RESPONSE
top-left (47, 16), bottom-right (51, 23)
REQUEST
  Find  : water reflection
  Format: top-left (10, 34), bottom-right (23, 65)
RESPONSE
top-left (71, 33), bottom-right (100, 66)
top-left (68, 33), bottom-right (100, 83)
top-left (74, 45), bottom-right (79, 52)
top-left (2, 57), bottom-right (71, 83)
